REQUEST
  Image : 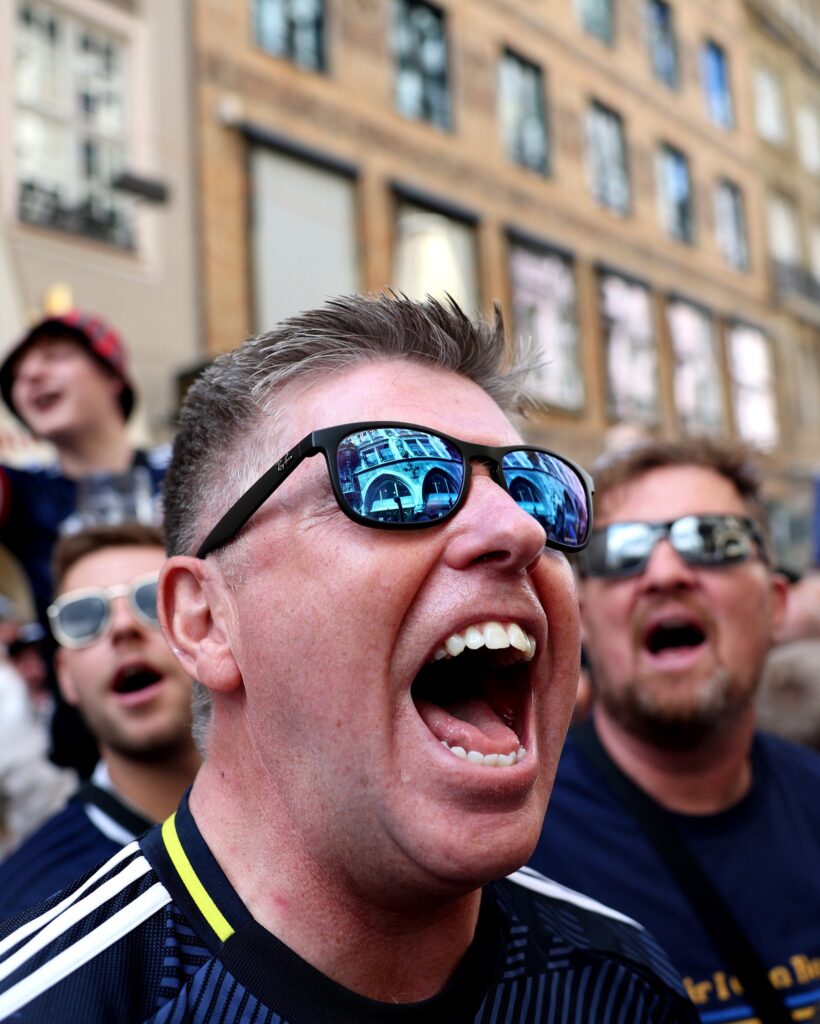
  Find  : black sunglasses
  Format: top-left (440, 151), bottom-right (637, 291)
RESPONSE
top-left (577, 514), bottom-right (767, 580)
top-left (47, 573), bottom-right (160, 649)
top-left (196, 421), bottom-right (594, 558)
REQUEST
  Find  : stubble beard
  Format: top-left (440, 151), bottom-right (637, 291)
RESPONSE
top-left (86, 705), bottom-right (193, 764)
top-left (596, 664), bottom-right (753, 751)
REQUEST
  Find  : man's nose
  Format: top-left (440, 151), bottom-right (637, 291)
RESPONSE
top-left (441, 466), bottom-right (547, 574)
top-left (108, 597), bottom-right (143, 640)
top-left (640, 537), bottom-right (698, 591)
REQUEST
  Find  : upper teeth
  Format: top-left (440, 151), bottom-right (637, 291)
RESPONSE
top-left (432, 621), bottom-right (536, 663)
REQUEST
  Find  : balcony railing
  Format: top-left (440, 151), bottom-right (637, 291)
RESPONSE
top-left (772, 260), bottom-right (820, 306)
top-left (17, 180), bottom-right (134, 250)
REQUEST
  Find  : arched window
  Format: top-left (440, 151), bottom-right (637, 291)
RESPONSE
top-left (365, 477), bottom-right (413, 522)
top-left (509, 476), bottom-right (542, 508)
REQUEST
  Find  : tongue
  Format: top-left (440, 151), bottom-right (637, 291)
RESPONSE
top-left (415, 695), bottom-right (521, 755)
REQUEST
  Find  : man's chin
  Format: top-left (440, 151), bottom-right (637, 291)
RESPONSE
top-left (107, 730), bottom-right (192, 764)
top-left (599, 669), bottom-right (742, 750)
top-left (409, 825), bottom-right (539, 896)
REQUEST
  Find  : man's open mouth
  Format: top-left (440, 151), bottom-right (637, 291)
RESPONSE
top-left (112, 663), bottom-right (163, 695)
top-left (31, 392), bottom-right (61, 412)
top-left (643, 616), bottom-right (706, 656)
top-left (411, 621), bottom-right (535, 767)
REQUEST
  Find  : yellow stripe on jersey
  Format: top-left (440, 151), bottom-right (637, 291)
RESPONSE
top-left (161, 813), bottom-right (235, 942)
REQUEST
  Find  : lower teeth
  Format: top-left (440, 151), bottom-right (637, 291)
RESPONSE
top-left (441, 741), bottom-right (526, 767)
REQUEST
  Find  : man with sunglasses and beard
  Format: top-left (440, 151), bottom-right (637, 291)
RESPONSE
top-left (0, 295), bottom-right (697, 1023)
top-left (529, 439), bottom-right (820, 1024)
top-left (0, 523), bottom-right (200, 919)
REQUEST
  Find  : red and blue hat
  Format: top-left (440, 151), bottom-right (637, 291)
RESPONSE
top-left (0, 310), bottom-right (136, 423)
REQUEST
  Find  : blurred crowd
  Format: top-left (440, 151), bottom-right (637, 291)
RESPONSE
top-left (0, 310), bottom-right (199, 869)
top-left (1, 305), bottom-right (818, 859)
top-left (0, 300), bottom-right (817, 1023)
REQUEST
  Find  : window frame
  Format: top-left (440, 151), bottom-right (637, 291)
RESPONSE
top-left (666, 297), bottom-right (725, 436)
top-left (391, 0), bottom-right (451, 131)
top-left (506, 232), bottom-right (584, 412)
top-left (11, 0), bottom-right (139, 250)
top-left (714, 177), bottom-right (749, 272)
top-left (754, 64), bottom-right (789, 147)
top-left (646, 0), bottom-right (678, 89)
top-left (701, 40), bottom-right (734, 130)
top-left (575, 0), bottom-right (614, 44)
top-left (726, 322), bottom-right (779, 450)
top-left (251, 0), bottom-right (327, 72)
top-left (585, 100), bottom-right (631, 216)
top-left (796, 101), bottom-right (820, 174)
top-left (597, 267), bottom-right (660, 425)
top-left (655, 142), bottom-right (694, 244)
top-left (497, 48), bottom-right (549, 176)
top-left (392, 189), bottom-right (480, 311)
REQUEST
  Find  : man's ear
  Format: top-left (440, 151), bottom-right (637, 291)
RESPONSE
top-left (158, 557), bottom-right (242, 694)
top-left (54, 647), bottom-right (79, 707)
top-left (768, 571), bottom-right (789, 642)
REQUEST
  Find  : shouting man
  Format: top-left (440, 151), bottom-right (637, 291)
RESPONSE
top-left (530, 439), bottom-right (820, 1024)
top-left (0, 296), bottom-right (696, 1023)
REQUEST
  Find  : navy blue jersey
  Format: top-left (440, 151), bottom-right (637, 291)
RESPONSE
top-left (0, 793), bottom-right (697, 1023)
top-left (0, 783), bottom-right (151, 921)
top-left (529, 729), bottom-right (820, 1024)
top-left (0, 447), bottom-right (168, 625)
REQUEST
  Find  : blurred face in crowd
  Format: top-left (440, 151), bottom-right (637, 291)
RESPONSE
top-left (579, 465), bottom-right (786, 748)
top-left (56, 545), bottom-right (194, 761)
top-left (778, 571), bottom-right (820, 643)
top-left (10, 334), bottom-right (122, 441)
top-left (181, 359), bottom-right (581, 898)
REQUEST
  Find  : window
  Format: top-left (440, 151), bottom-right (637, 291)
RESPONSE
top-left (701, 41), bottom-right (733, 129)
top-left (666, 300), bottom-right (724, 436)
top-left (391, 0), bottom-right (450, 130)
top-left (656, 145), bottom-right (693, 243)
top-left (508, 241), bottom-right (583, 410)
top-left (811, 223), bottom-right (820, 284)
top-left (767, 193), bottom-right (801, 265)
top-left (575, 0), bottom-right (613, 43)
top-left (585, 102), bottom-right (630, 215)
top-left (13, 0), bottom-right (133, 248)
top-left (646, 0), bottom-right (678, 88)
top-left (366, 477), bottom-right (413, 522)
top-left (393, 201), bottom-right (479, 311)
top-left (795, 337), bottom-right (820, 430)
top-left (796, 102), bottom-right (820, 174)
top-left (498, 51), bottom-right (548, 175)
top-left (754, 66), bottom-right (788, 146)
top-left (714, 179), bottom-right (749, 271)
top-left (250, 147), bottom-right (358, 331)
top-left (599, 272), bottom-right (659, 423)
top-left (252, 0), bottom-right (325, 71)
top-left (727, 324), bottom-right (778, 449)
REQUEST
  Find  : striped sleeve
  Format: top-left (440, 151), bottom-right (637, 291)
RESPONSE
top-left (0, 842), bottom-right (171, 1022)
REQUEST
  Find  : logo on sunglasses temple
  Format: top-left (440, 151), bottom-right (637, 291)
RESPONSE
top-left (276, 452), bottom-right (295, 472)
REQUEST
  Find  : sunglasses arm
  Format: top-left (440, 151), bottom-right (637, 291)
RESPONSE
top-left (195, 434), bottom-right (315, 558)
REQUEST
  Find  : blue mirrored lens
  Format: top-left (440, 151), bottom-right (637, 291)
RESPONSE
top-left (501, 450), bottom-right (589, 547)
top-left (57, 595), bottom-right (107, 641)
top-left (337, 428), bottom-right (465, 524)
